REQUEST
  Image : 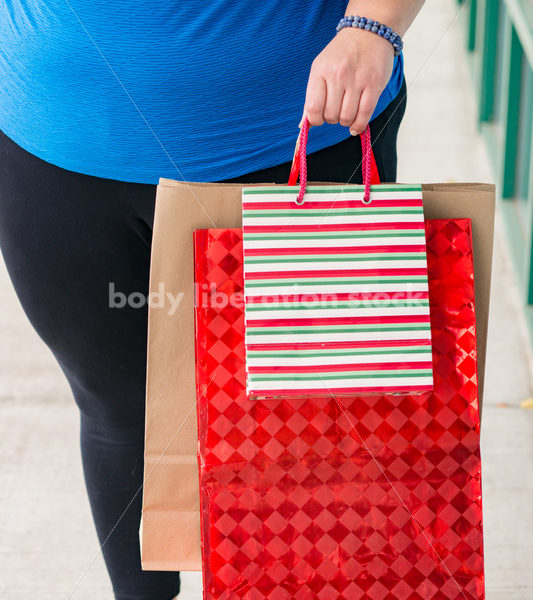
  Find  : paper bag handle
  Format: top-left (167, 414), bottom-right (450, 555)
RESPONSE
top-left (288, 116), bottom-right (380, 205)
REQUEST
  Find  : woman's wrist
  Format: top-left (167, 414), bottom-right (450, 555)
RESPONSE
top-left (336, 16), bottom-right (403, 56)
top-left (344, 0), bottom-right (425, 38)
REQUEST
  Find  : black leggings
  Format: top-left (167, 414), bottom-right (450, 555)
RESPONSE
top-left (0, 79), bottom-right (406, 600)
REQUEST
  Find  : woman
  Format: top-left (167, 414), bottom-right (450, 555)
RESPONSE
top-left (0, 1), bottom-right (424, 598)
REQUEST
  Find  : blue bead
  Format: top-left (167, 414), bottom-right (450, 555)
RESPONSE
top-left (337, 15), bottom-right (404, 55)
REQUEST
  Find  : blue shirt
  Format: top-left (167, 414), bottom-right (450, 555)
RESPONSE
top-left (0, 1), bottom-right (404, 184)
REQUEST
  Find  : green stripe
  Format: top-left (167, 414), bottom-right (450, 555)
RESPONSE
top-left (248, 348), bottom-right (431, 358)
top-left (242, 185), bottom-right (423, 194)
top-left (246, 324), bottom-right (431, 334)
top-left (243, 208), bottom-right (423, 217)
top-left (245, 253), bottom-right (427, 264)
top-left (245, 277), bottom-right (428, 287)
top-left (249, 369), bottom-right (433, 382)
top-left (244, 232), bottom-right (425, 241)
top-left (246, 300), bottom-right (430, 311)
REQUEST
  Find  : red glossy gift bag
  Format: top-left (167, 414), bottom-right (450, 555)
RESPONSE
top-left (194, 218), bottom-right (484, 599)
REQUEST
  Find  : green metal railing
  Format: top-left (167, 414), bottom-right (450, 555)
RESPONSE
top-left (457, 0), bottom-right (533, 334)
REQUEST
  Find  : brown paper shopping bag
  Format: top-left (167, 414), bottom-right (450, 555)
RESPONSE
top-left (140, 179), bottom-right (494, 572)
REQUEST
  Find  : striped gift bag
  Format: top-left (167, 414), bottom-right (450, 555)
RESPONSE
top-left (242, 121), bottom-right (433, 399)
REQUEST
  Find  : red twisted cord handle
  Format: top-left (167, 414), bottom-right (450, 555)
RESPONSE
top-left (288, 116), bottom-right (380, 204)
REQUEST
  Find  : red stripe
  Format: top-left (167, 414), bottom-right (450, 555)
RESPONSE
top-left (246, 339), bottom-right (432, 351)
top-left (246, 315), bottom-right (430, 328)
top-left (245, 291), bottom-right (430, 304)
top-left (245, 268), bottom-right (428, 280)
top-left (249, 385), bottom-right (433, 396)
top-left (248, 361), bottom-right (433, 374)
top-left (244, 244), bottom-right (427, 256)
top-left (243, 222), bottom-right (424, 233)
top-left (243, 199), bottom-right (423, 210)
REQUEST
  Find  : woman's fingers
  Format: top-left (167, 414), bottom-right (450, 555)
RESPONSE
top-left (349, 87), bottom-right (379, 135)
top-left (302, 28), bottom-right (395, 132)
top-left (303, 73), bottom-right (327, 127)
top-left (304, 58), bottom-right (381, 135)
top-left (305, 75), bottom-right (361, 129)
top-left (323, 79), bottom-right (345, 125)
top-left (339, 87), bottom-right (361, 129)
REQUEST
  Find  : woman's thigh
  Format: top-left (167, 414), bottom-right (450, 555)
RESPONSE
top-left (0, 76), bottom-right (407, 414)
top-left (0, 129), bottom-right (157, 424)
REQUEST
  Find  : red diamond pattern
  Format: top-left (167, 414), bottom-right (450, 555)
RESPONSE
top-left (194, 220), bottom-right (484, 600)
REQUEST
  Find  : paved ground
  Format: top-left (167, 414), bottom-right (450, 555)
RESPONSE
top-left (1, 1), bottom-right (533, 598)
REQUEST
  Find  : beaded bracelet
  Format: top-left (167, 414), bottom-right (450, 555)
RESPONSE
top-left (336, 15), bottom-right (404, 56)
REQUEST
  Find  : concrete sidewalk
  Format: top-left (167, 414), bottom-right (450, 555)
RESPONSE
top-left (1, 1), bottom-right (533, 598)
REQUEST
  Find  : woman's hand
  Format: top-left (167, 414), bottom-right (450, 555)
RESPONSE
top-left (301, 27), bottom-right (395, 136)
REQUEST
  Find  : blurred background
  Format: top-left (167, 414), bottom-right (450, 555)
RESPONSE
top-left (1, 0), bottom-right (532, 598)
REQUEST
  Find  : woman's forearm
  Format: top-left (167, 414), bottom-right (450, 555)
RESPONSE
top-left (345, 0), bottom-right (425, 37)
